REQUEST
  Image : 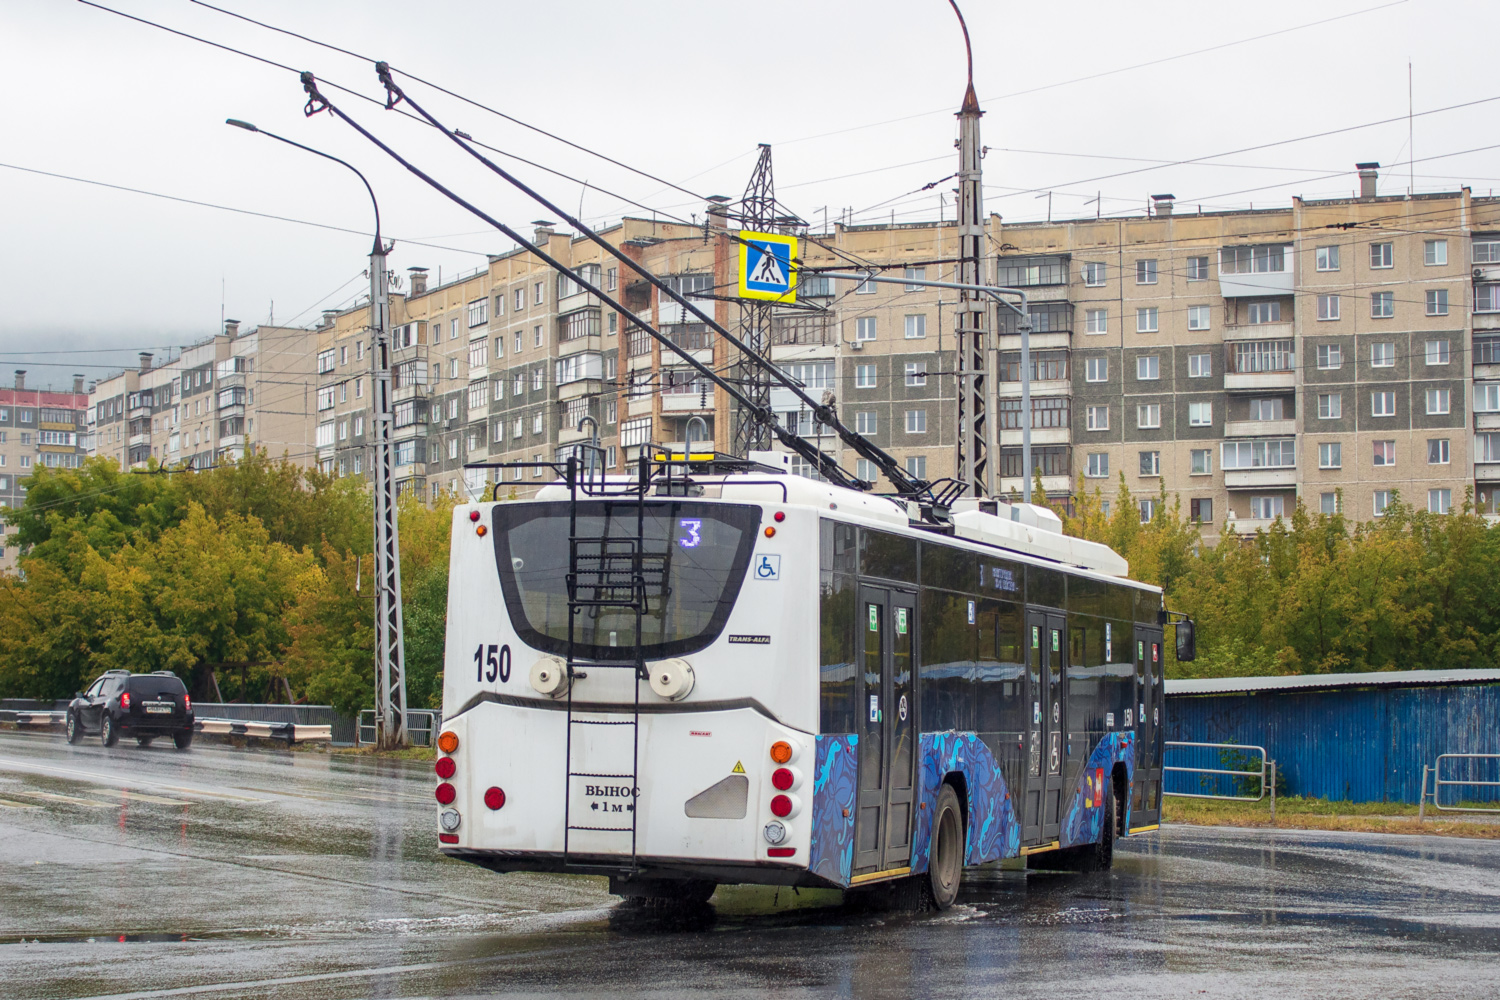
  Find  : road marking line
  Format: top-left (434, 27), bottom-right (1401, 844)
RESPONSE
top-left (0, 796), bottom-right (41, 808)
top-left (12, 790), bottom-right (117, 808)
top-left (0, 757), bottom-right (266, 802)
top-left (85, 790), bottom-right (190, 806)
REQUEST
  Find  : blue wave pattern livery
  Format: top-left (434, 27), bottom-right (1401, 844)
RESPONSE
top-left (1060, 731), bottom-right (1135, 848)
top-left (909, 732), bottom-right (1021, 872)
top-left (808, 734), bottom-right (858, 885)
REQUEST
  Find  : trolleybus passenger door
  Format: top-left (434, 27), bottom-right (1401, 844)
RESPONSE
top-left (1042, 614), bottom-right (1067, 841)
top-left (1133, 626), bottom-right (1164, 827)
top-left (1021, 612), bottom-right (1044, 844)
top-left (853, 586), bottom-right (918, 875)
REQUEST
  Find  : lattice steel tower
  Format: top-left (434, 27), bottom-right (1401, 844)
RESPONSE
top-left (732, 144), bottom-right (777, 455)
top-left (950, 1), bottom-right (991, 498)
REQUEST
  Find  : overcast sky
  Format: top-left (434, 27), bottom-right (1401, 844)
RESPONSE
top-left (2, 0), bottom-right (1495, 387)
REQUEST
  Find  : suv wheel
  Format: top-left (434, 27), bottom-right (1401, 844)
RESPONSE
top-left (101, 713), bottom-right (119, 747)
top-left (66, 712), bottom-right (82, 744)
top-left (174, 730), bottom-right (193, 750)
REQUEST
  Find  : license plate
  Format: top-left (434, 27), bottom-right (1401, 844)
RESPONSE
top-left (144, 702), bottom-right (173, 714)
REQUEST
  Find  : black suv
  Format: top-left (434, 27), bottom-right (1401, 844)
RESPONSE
top-left (67, 671), bottom-right (195, 749)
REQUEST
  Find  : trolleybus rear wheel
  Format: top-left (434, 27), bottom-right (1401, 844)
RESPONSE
top-left (927, 783), bottom-right (964, 910)
top-left (610, 877), bottom-right (716, 908)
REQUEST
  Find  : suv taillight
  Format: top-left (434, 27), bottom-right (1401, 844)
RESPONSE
top-left (120, 691), bottom-right (132, 710)
top-left (183, 695), bottom-right (191, 712)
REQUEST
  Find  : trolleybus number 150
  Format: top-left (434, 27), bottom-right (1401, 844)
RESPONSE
top-left (474, 644), bottom-right (513, 683)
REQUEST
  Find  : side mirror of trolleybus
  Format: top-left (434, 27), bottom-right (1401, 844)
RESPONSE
top-left (1175, 620), bottom-right (1196, 662)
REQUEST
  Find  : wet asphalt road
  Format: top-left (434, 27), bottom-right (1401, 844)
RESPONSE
top-left (1, 729), bottom-right (1498, 1000)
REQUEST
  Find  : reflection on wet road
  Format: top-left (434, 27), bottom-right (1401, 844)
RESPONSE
top-left (1, 728), bottom-right (1497, 999)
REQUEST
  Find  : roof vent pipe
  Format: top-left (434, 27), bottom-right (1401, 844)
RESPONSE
top-left (1151, 193), bottom-right (1175, 217)
top-left (1356, 162), bottom-right (1379, 199)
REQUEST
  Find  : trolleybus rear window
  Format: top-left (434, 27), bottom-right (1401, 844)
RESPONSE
top-left (491, 501), bottom-right (761, 661)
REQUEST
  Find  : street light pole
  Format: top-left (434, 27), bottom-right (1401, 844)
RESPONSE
top-left (227, 119), bottom-right (408, 749)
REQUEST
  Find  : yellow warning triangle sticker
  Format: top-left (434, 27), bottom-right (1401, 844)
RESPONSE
top-left (732, 761), bottom-right (745, 774)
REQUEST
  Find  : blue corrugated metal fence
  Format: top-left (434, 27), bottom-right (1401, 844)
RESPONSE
top-left (1165, 681), bottom-right (1500, 804)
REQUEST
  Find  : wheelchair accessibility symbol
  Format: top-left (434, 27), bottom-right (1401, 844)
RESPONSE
top-left (754, 554), bottom-right (781, 580)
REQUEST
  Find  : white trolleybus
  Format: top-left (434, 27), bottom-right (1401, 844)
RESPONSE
top-left (433, 454), bottom-right (1191, 909)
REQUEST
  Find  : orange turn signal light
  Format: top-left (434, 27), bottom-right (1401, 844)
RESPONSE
top-left (476, 525), bottom-right (488, 537)
top-left (769, 740), bottom-right (792, 764)
top-left (437, 731), bottom-right (459, 754)
top-left (763, 526), bottom-right (776, 538)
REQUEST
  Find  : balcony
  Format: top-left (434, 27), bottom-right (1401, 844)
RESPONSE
top-left (1223, 321), bottom-right (1293, 342)
top-left (1223, 418), bottom-right (1296, 438)
top-left (998, 474), bottom-right (1071, 495)
top-left (662, 390), bottom-right (714, 413)
top-left (1225, 371), bottom-right (1295, 392)
top-left (218, 372), bottom-right (245, 390)
top-left (393, 383), bottom-right (430, 402)
top-left (1476, 462), bottom-right (1500, 482)
top-left (1475, 363), bottom-right (1500, 380)
top-left (218, 434), bottom-right (246, 452)
top-left (998, 379), bottom-right (1070, 398)
top-left (999, 428), bottom-right (1071, 446)
top-left (1224, 517), bottom-right (1277, 533)
top-left (1475, 412), bottom-right (1500, 430)
top-left (128, 433), bottom-right (147, 447)
top-left (1219, 270), bottom-right (1294, 297)
top-left (1224, 468), bottom-right (1297, 488)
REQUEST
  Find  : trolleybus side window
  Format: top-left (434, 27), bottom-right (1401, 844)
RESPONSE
top-left (819, 574), bottom-right (858, 735)
top-left (859, 529), bottom-right (917, 583)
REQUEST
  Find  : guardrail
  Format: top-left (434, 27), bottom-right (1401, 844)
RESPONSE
top-left (1163, 740), bottom-right (1277, 820)
top-left (357, 708), bottom-right (442, 747)
top-left (0, 710), bottom-right (65, 727)
top-left (1418, 753), bottom-right (1500, 820)
top-left (0, 710), bottom-right (330, 745)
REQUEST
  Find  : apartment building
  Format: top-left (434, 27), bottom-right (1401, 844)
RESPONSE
top-left (0, 370), bottom-right (89, 572)
top-left (88, 322), bottom-right (319, 474)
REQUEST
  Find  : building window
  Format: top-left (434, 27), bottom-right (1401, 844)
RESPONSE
top-left (1188, 353), bottom-right (1211, 378)
top-left (904, 409), bottom-right (927, 433)
top-left (855, 411), bottom-right (877, 434)
top-left (1481, 285), bottom-right (1500, 314)
top-left (1249, 398), bottom-right (1282, 420)
top-left (1086, 405), bottom-right (1109, 431)
top-left (1187, 305), bottom-right (1211, 330)
top-left (1135, 259), bottom-right (1157, 284)
top-left (1317, 344), bottom-right (1343, 369)
top-left (1188, 401), bottom-right (1212, 426)
top-left (1429, 488), bottom-right (1452, 514)
top-left (1317, 295), bottom-right (1340, 321)
top-left (1139, 498), bottom-right (1157, 523)
top-left (856, 458), bottom-right (877, 482)
top-left (468, 298), bottom-right (488, 327)
top-left (514, 288), bottom-right (525, 311)
top-left (605, 399), bottom-right (617, 425)
top-left (533, 367), bottom-right (544, 392)
top-left (1137, 404), bottom-right (1161, 429)
top-left (1426, 289), bottom-right (1449, 316)
top-left (1371, 342), bottom-right (1395, 367)
top-left (1136, 308), bottom-right (1158, 333)
top-left (1425, 239), bottom-right (1448, 266)
top-left (1085, 357), bottom-right (1108, 382)
top-left (1424, 339), bottom-right (1450, 365)
top-left (903, 267), bottom-right (926, 291)
top-left (534, 281), bottom-right (544, 305)
top-left (1425, 388), bottom-right (1450, 415)
top-left (904, 363), bottom-right (928, 387)
top-left (1316, 246), bottom-right (1340, 271)
top-left (468, 340), bottom-right (488, 369)
top-left (1083, 261), bottom-right (1106, 286)
top-left (1317, 393), bottom-right (1341, 419)
top-left (1319, 442), bottom-right (1341, 468)
top-left (1190, 448), bottom-right (1212, 474)
top-left (1247, 300), bottom-right (1281, 324)
top-left (1222, 439), bottom-right (1296, 469)
top-left (1086, 453), bottom-right (1109, 478)
top-left (1373, 491), bottom-right (1392, 517)
top-left (467, 382), bottom-right (486, 411)
top-left (534, 325), bottom-right (544, 348)
top-left (855, 317), bottom-right (877, 342)
top-left (855, 276), bottom-right (876, 295)
top-left (904, 314), bottom-right (927, 339)
top-left (855, 364), bottom-right (876, 389)
top-left (1372, 391), bottom-right (1397, 417)
top-left (1187, 256), bottom-right (1210, 281)
top-left (997, 256), bottom-right (1067, 287)
top-left (1189, 498), bottom-right (1213, 523)
top-left (1136, 355), bottom-right (1159, 380)
top-left (1139, 450), bottom-right (1160, 476)
top-left (905, 455), bottom-right (927, 479)
top-left (1373, 440), bottom-right (1395, 466)
top-left (1222, 245), bottom-right (1286, 274)
top-left (1370, 242), bottom-right (1394, 269)
top-left (1370, 291), bottom-right (1395, 318)
top-left (1320, 492), bottom-right (1339, 514)
top-left (1086, 308), bottom-right (1108, 334)
top-left (1251, 496), bottom-right (1285, 520)
top-left (1428, 438), bottom-right (1450, 464)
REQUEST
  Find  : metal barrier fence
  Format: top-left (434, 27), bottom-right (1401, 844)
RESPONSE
top-left (357, 709), bottom-right (442, 747)
top-left (1418, 753), bottom-right (1500, 820)
top-left (1163, 741), bottom-right (1277, 819)
top-left (190, 704), bottom-right (356, 746)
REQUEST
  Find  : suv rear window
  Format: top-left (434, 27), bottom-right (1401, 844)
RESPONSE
top-left (128, 674), bottom-right (188, 696)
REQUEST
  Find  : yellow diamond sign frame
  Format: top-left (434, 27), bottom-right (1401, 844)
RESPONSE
top-left (737, 231), bottom-right (798, 303)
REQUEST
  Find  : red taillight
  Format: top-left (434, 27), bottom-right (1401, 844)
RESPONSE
top-left (773, 511), bottom-right (785, 522)
top-left (469, 510), bottom-right (480, 522)
top-left (435, 757), bottom-right (456, 779)
top-left (767, 847), bottom-right (795, 858)
top-left (183, 695), bottom-right (191, 712)
top-left (483, 786), bottom-right (505, 810)
top-left (770, 794), bottom-right (792, 818)
top-left (772, 768), bottom-right (794, 791)
top-left (435, 783), bottom-right (456, 804)
top-left (438, 833), bottom-right (459, 844)
top-left (120, 692), bottom-right (131, 710)
top-left (1095, 767), bottom-right (1105, 808)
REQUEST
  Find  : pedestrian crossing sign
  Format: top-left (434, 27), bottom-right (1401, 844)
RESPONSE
top-left (738, 231), bottom-right (798, 303)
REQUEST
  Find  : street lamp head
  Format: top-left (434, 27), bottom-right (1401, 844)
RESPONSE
top-left (225, 118), bottom-right (259, 133)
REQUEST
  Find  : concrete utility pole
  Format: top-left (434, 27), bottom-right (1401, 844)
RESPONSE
top-left (225, 118), bottom-right (408, 748)
top-left (949, 1), bottom-right (993, 499)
